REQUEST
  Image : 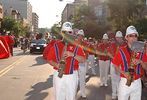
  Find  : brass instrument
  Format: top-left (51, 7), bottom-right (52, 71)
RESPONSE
top-left (126, 52), bottom-right (136, 86)
top-left (58, 31), bottom-right (76, 78)
top-left (58, 43), bottom-right (67, 78)
top-left (126, 41), bottom-right (146, 86)
top-left (131, 41), bottom-right (146, 53)
top-left (58, 60), bottom-right (66, 78)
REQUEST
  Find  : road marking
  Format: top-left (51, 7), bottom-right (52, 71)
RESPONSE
top-left (0, 56), bottom-right (26, 77)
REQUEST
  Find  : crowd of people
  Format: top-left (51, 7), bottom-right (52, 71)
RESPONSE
top-left (44, 21), bottom-right (147, 100)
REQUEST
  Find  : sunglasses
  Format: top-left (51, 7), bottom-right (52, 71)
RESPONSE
top-left (62, 31), bottom-right (72, 34)
top-left (127, 34), bottom-right (138, 38)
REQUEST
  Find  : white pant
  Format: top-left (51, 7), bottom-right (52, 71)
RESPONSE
top-left (53, 70), bottom-right (78, 100)
top-left (78, 62), bottom-right (87, 97)
top-left (87, 55), bottom-right (96, 74)
top-left (99, 60), bottom-right (110, 84)
top-left (118, 78), bottom-right (142, 100)
top-left (110, 62), bottom-right (120, 98)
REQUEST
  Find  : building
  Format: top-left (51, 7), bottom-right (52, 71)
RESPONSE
top-left (11, 9), bottom-right (21, 20)
top-left (61, 0), bottom-right (88, 23)
top-left (88, 0), bottom-right (109, 25)
top-left (32, 12), bottom-right (39, 33)
top-left (61, 0), bottom-right (109, 25)
top-left (0, 0), bottom-right (32, 27)
top-left (62, 4), bottom-right (74, 22)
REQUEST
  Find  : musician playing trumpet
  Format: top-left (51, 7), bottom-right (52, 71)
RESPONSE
top-left (112, 25), bottom-right (147, 100)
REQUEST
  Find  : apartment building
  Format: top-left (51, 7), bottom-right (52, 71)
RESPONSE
top-left (0, 0), bottom-right (32, 27)
top-left (61, 0), bottom-right (88, 23)
top-left (11, 9), bottom-right (21, 20)
top-left (62, 4), bottom-right (74, 22)
top-left (32, 12), bottom-right (39, 33)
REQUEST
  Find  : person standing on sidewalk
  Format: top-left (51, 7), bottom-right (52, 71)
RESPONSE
top-left (112, 25), bottom-right (147, 100)
top-left (47, 22), bottom-right (86, 100)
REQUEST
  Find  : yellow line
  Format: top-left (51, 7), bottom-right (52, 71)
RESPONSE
top-left (0, 56), bottom-right (26, 77)
top-left (0, 66), bottom-right (15, 77)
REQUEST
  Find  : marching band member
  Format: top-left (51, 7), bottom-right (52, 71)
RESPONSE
top-left (0, 35), bottom-right (10, 58)
top-left (97, 33), bottom-right (110, 86)
top-left (76, 29), bottom-right (87, 98)
top-left (87, 37), bottom-right (97, 75)
top-left (47, 22), bottom-right (86, 100)
top-left (44, 38), bottom-right (57, 60)
top-left (3, 31), bottom-right (15, 56)
top-left (112, 25), bottom-right (147, 100)
top-left (108, 31), bottom-right (126, 99)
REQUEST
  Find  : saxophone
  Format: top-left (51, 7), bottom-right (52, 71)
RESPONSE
top-left (58, 43), bottom-right (67, 78)
top-left (126, 41), bottom-right (147, 86)
top-left (58, 59), bottom-right (66, 78)
top-left (126, 51), bottom-right (136, 86)
top-left (58, 31), bottom-right (77, 78)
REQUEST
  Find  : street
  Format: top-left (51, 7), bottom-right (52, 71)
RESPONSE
top-left (0, 48), bottom-right (147, 100)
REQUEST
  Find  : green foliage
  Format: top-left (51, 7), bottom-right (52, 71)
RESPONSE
top-left (1, 16), bottom-right (16, 31)
top-left (135, 18), bottom-right (147, 40)
top-left (72, 5), bottom-right (106, 39)
top-left (38, 28), bottom-right (50, 34)
top-left (51, 24), bottom-right (61, 39)
top-left (107, 0), bottom-right (146, 32)
top-left (1, 16), bottom-right (29, 37)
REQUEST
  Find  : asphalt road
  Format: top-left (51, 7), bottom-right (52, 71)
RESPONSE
top-left (0, 48), bottom-right (146, 100)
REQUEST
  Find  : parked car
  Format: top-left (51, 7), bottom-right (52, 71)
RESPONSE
top-left (30, 39), bottom-right (47, 54)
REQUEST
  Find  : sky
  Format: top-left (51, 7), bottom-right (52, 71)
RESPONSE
top-left (28, 0), bottom-right (74, 28)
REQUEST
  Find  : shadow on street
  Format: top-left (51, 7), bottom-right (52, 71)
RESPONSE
top-left (25, 75), bottom-right (53, 100)
top-left (31, 56), bottom-right (47, 67)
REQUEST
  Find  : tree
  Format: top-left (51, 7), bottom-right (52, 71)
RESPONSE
top-left (38, 28), bottom-right (50, 34)
top-left (107, 0), bottom-right (146, 32)
top-left (1, 16), bottom-right (16, 32)
top-left (72, 5), bottom-right (106, 39)
top-left (1, 16), bottom-right (29, 37)
top-left (51, 24), bottom-right (61, 39)
top-left (135, 18), bottom-right (147, 40)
